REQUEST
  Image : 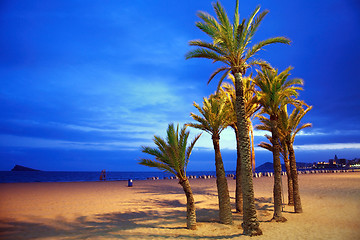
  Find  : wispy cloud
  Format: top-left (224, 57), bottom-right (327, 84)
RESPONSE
top-left (293, 143), bottom-right (360, 151)
top-left (295, 128), bottom-right (360, 136)
top-left (186, 127), bottom-right (360, 152)
top-left (0, 134), bottom-right (148, 151)
top-left (255, 143), bottom-right (360, 152)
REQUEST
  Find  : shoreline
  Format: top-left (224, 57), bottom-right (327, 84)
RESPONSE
top-left (1, 172), bottom-right (359, 239)
top-left (1, 168), bottom-right (359, 184)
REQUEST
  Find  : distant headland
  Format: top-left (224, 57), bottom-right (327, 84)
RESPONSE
top-left (11, 165), bottom-right (41, 171)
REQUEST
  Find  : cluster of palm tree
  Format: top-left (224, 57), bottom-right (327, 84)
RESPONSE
top-left (257, 99), bottom-right (312, 214)
top-left (253, 67), bottom-right (311, 221)
top-left (139, 0), bottom-right (312, 236)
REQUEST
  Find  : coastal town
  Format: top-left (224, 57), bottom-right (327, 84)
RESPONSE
top-left (305, 155), bottom-right (360, 169)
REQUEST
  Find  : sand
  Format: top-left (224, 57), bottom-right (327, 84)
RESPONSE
top-left (1, 172), bottom-right (359, 240)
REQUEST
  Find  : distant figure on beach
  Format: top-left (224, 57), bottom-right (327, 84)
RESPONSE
top-left (99, 169), bottom-right (106, 181)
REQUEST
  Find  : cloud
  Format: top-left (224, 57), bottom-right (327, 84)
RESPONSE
top-left (293, 143), bottom-right (360, 151)
top-left (296, 128), bottom-right (360, 136)
top-left (0, 134), bottom-right (148, 151)
top-left (185, 126), bottom-right (360, 153)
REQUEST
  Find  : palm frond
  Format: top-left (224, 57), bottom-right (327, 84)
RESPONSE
top-left (185, 48), bottom-right (228, 63)
top-left (235, 18), bottom-right (246, 52)
top-left (245, 37), bottom-right (291, 61)
top-left (187, 2), bottom-right (291, 91)
top-left (233, 0), bottom-right (240, 30)
top-left (142, 145), bottom-right (169, 165)
top-left (247, 9), bottom-right (269, 41)
top-left (185, 133), bottom-right (202, 170)
top-left (213, 1), bottom-right (232, 33)
top-left (189, 40), bottom-right (226, 56)
top-left (196, 11), bottom-right (221, 38)
top-left (215, 68), bottom-right (232, 91)
top-left (293, 123), bottom-right (312, 140)
top-left (188, 95), bottom-right (232, 136)
top-left (139, 123), bottom-right (201, 179)
top-left (254, 66), bottom-right (304, 117)
top-left (208, 66), bottom-right (230, 85)
top-left (244, 5), bottom-right (261, 37)
top-left (258, 141), bottom-right (273, 152)
top-left (248, 59), bottom-right (272, 70)
top-left (186, 121), bottom-right (211, 134)
top-left (139, 159), bottom-right (177, 176)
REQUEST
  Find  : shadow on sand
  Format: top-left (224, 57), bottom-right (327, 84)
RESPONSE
top-left (0, 207), bottom-right (244, 239)
top-left (135, 180), bottom-right (219, 198)
top-left (0, 185), bottom-right (274, 239)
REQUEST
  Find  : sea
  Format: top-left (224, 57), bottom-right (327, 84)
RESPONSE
top-left (0, 167), bottom-right (354, 183)
top-left (0, 171), bottom-right (235, 183)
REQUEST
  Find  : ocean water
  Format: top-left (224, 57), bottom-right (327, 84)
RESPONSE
top-left (0, 171), bottom-right (231, 183)
top-left (0, 168), bottom-right (351, 183)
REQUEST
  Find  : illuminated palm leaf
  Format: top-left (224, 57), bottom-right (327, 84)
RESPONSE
top-left (187, 94), bottom-right (232, 136)
top-left (139, 123), bottom-right (201, 180)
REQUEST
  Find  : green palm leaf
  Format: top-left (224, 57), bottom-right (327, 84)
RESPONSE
top-left (139, 123), bottom-right (201, 180)
top-left (186, 2), bottom-right (291, 83)
top-left (245, 37), bottom-right (290, 61)
top-left (188, 94), bottom-right (231, 137)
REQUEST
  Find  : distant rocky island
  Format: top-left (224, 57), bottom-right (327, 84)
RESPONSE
top-left (11, 165), bottom-right (41, 171)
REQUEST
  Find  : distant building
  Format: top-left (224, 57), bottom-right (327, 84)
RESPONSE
top-left (328, 154), bottom-right (347, 167)
top-left (315, 161), bottom-right (337, 169)
top-left (348, 158), bottom-right (360, 168)
top-left (328, 155), bottom-right (337, 166)
top-left (338, 159), bottom-right (347, 166)
top-left (314, 155), bottom-right (360, 169)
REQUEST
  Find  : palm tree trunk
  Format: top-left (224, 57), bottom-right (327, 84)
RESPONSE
top-left (179, 177), bottom-right (197, 230)
top-left (249, 122), bottom-right (256, 172)
top-left (288, 142), bottom-right (303, 213)
top-left (233, 126), bottom-right (243, 214)
top-left (283, 152), bottom-right (294, 205)
top-left (270, 116), bottom-right (287, 222)
top-left (212, 135), bottom-right (233, 225)
top-left (233, 72), bottom-right (262, 236)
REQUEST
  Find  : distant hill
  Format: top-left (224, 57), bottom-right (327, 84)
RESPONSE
top-left (11, 165), bottom-right (41, 171)
top-left (256, 162), bottom-right (275, 172)
top-left (256, 162), bottom-right (312, 172)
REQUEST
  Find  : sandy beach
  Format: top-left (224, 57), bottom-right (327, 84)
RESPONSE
top-left (1, 172), bottom-right (359, 240)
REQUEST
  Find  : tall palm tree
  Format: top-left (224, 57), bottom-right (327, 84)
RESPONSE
top-left (220, 75), bottom-right (260, 213)
top-left (139, 123), bottom-right (201, 230)
top-left (254, 66), bottom-right (303, 222)
top-left (278, 103), bottom-right (312, 213)
top-left (257, 126), bottom-right (294, 206)
top-left (187, 94), bottom-right (233, 225)
top-left (279, 138), bottom-right (294, 206)
top-left (185, 0), bottom-right (290, 235)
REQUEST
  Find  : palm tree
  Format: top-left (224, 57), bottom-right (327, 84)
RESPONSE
top-left (185, 0), bottom-right (290, 235)
top-left (187, 94), bottom-right (233, 225)
top-left (257, 126), bottom-right (294, 206)
top-left (279, 103), bottom-right (312, 213)
top-left (279, 138), bottom-right (294, 206)
top-left (254, 66), bottom-right (303, 222)
top-left (220, 75), bottom-right (260, 213)
top-left (139, 123), bottom-right (201, 230)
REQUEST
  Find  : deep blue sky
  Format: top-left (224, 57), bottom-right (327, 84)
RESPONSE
top-left (1, 0), bottom-right (360, 171)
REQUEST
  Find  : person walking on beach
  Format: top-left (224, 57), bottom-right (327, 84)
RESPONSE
top-left (99, 169), bottom-right (106, 181)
